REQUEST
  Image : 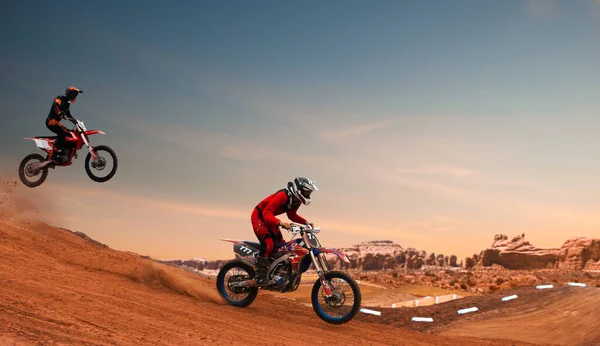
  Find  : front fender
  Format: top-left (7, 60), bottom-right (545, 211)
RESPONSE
top-left (316, 247), bottom-right (351, 264)
top-left (84, 130), bottom-right (106, 136)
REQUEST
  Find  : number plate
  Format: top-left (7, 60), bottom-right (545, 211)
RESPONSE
top-left (303, 231), bottom-right (319, 248)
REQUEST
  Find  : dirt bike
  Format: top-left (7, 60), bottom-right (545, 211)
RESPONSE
top-left (216, 223), bottom-right (362, 325)
top-left (18, 117), bottom-right (118, 188)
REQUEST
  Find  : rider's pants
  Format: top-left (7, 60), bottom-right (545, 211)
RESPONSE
top-left (251, 208), bottom-right (283, 258)
top-left (45, 118), bottom-right (72, 150)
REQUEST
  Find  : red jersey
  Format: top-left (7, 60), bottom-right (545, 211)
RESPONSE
top-left (254, 189), bottom-right (307, 228)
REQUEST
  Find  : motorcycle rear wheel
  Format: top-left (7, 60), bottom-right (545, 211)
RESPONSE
top-left (216, 260), bottom-right (259, 308)
top-left (18, 153), bottom-right (49, 188)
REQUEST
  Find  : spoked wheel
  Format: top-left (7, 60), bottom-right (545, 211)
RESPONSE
top-left (311, 271), bottom-right (362, 325)
top-left (18, 153), bottom-right (49, 188)
top-left (85, 145), bottom-right (118, 183)
top-left (216, 260), bottom-right (259, 308)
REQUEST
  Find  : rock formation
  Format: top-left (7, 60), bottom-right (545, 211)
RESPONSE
top-left (467, 233), bottom-right (600, 270)
top-left (557, 237), bottom-right (600, 270)
top-left (333, 240), bottom-right (459, 271)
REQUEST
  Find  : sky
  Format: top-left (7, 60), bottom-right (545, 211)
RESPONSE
top-left (2, 0), bottom-right (600, 262)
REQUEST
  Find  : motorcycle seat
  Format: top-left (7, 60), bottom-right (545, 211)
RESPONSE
top-left (243, 241), bottom-right (261, 249)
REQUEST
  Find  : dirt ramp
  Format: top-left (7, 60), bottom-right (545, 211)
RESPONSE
top-left (439, 287), bottom-right (600, 346)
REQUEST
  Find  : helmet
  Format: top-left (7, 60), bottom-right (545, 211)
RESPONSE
top-left (65, 86), bottom-right (83, 103)
top-left (287, 176), bottom-right (318, 205)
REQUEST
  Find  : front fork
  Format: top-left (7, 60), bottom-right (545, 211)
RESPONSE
top-left (309, 250), bottom-right (334, 297)
top-left (80, 131), bottom-right (98, 161)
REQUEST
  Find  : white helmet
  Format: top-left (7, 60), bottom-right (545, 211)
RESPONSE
top-left (288, 176), bottom-right (318, 205)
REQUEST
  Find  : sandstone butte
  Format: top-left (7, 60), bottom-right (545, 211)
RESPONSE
top-left (466, 233), bottom-right (600, 270)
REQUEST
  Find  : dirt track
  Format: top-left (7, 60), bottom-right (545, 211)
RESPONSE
top-left (1, 179), bottom-right (598, 345)
top-left (357, 285), bottom-right (600, 345)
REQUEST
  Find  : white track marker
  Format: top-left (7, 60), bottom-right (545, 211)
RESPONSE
top-left (536, 284), bottom-right (554, 289)
top-left (568, 282), bottom-right (586, 287)
top-left (391, 304), bottom-right (396, 308)
top-left (435, 296), bottom-right (439, 304)
top-left (360, 308), bottom-right (381, 316)
top-left (412, 317), bottom-right (433, 322)
top-left (457, 307), bottom-right (478, 315)
top-left (501, 294), bottom-right (518, 302)
top-left (452, 294), bottom-right (457, 300)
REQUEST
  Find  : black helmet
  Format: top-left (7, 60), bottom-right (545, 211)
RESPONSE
top-left (65, 86), bottom-right (83, 103)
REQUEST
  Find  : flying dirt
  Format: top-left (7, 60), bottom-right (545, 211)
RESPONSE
top-left (1, 178), bottom-right (599, 345)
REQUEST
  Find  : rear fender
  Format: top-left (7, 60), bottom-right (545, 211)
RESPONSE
top-left (220, 238), bottom-right (248, 246)
top-left (24, 137), bottom-right (53, 151)
top-left (315, 247), bottom-right (351, 264)
top-left (220, 238), bottom-right (260, 259)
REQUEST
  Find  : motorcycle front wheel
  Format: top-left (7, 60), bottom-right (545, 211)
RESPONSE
top-left (311, 271), bottom-right (362, 325)
top-left (85, 145), bottom-right (118, 183)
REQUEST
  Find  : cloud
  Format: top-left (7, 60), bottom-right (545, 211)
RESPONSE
top-left (106, 115), bottom-right (290, 160)
top-left (315, 218), bottom-right (437, 244)
top-left (376, 169), bottom-right (468, 199)
top-left (526, 0), bottom-right (560, 19)
top-left (319, 118), bottom-right (402, 140)
top-left (493, 178), bottom-right (537, 188)
top-left (392, 217), bottom-right (463, 234)
top-left (516, 203), bottom-right (600, 229)
top-left (396, 165), bottom-right (478, 176)
top-left (44, 182), bottom-right (249, 222)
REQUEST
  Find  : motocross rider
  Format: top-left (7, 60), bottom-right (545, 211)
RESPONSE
top-left (45, 86), bottom-right (82, 163)
top-left (251, 176), bottom-right (318, 286)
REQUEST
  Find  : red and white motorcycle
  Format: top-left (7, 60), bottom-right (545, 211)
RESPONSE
top-left (18, 117), bottom-right (118, 188)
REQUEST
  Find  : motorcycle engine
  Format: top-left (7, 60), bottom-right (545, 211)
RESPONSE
top-left (271, 262), bottom-right (294, 292)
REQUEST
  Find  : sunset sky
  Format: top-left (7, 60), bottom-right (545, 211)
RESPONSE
top-left (2, 0), bottom-right (600, 262)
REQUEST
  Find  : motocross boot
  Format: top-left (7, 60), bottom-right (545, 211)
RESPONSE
top-left (50, 150), bottom-right (61, 163)
top-left (60, 148), bottom-right (72, 163)
top-left (255, 256), bottom-right (270, 286)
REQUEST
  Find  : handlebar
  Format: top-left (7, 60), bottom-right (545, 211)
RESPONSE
top-left (63, 117), bottom-right (85, 131)
top-left (61, 115), bottom-right (77, 123)
top-left (286, 223), bottom-right (321, 234)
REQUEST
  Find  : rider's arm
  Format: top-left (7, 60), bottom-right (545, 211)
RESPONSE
top-left (286, 207), bottom-right (307, 225)
top-left (262, 191), bottom-right (288, 228)
top-left (52, 98), bottom-right (63, 118)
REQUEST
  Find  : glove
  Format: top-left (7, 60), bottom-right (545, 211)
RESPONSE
top-left (278, 221), bottom-right (291, 230)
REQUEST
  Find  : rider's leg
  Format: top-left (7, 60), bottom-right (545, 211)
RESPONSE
top-left (45, 120), bottom-right (71, 162)
top-left (251, 210), bottom-right (273, 285)
top-left (255, 235), bottom-right (274, 286)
